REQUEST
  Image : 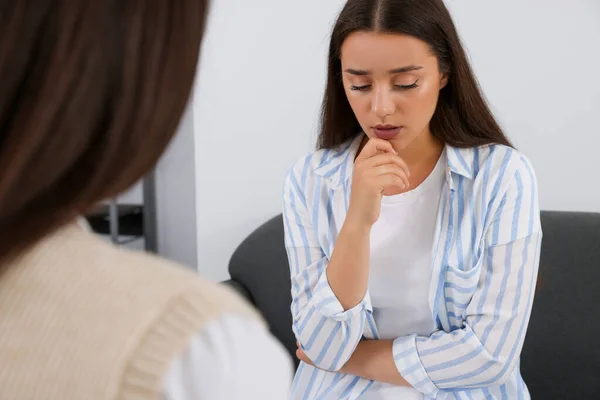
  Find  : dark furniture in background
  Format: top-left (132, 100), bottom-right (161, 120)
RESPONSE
top-left (85, 173), bottom-right (157, 251)
top-left (223, 211), bottom-right (600, 399)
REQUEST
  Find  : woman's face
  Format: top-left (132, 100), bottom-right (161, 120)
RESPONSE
top-left (340, 31), bottom-right (447, 151)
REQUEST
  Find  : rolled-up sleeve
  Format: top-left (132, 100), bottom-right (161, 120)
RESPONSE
top-left (393, 156), bottom-right (542, 397)
top-left (282, 164), bottom-right (370, 371)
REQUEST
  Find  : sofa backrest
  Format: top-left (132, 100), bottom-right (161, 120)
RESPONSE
top-left (521, 211), bottom-right (600, 399)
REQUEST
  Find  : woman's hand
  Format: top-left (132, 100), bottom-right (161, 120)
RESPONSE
top-left (346, 138), bottom-right (410, 227)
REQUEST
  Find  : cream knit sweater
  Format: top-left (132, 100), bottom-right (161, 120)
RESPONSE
top-left (0, 223), bottom-right (261, 400)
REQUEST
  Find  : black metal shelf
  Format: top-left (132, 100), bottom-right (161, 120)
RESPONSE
top-left (86, 204), bottom-right (144, 237)
top-left (85, 172), bottom-right (157, 253)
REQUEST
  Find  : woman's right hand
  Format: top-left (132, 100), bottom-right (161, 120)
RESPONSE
top-left (346, 138), bottom-right (410, 227)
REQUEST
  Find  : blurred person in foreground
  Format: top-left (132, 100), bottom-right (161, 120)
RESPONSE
top-left (0, 1), bottom-right (291, 399)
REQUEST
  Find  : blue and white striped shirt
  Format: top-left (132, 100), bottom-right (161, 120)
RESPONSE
top-left (282, 134), bottom-right (542, 400)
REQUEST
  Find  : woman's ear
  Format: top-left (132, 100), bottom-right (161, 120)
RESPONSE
top-left (440, 73), bottom-right (449, 90)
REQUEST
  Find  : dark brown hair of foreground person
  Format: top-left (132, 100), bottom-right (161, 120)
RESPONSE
top-left (0, 0), bottom-right (208, 264)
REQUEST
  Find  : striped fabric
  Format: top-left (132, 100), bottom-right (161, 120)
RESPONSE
top-left (282, 134), bottom-right (542, 400)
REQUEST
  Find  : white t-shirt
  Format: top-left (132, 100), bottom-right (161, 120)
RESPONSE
top-left (162, 314), bottom-right (293, 400)
top-left (364, 150), bottom-right (446, 399)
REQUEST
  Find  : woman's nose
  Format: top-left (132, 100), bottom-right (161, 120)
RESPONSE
top-left (371, 88), bottom-right (395, 119)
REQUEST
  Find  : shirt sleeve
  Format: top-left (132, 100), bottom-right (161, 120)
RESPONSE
top-left (282, 162), bottom-right (370, 371)
top-left (162, 314), bottom-right (293, 400)
top-left (393, 155), bottom-right (542, 397)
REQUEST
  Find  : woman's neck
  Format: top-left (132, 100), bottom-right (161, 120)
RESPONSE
top-left (393, 131), bottom-right (445, 191)
top-left (394, 131), bottom-right (444, 170)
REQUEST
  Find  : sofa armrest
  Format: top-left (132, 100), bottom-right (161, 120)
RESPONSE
top-left (222, 279), bottom-right (254, 305)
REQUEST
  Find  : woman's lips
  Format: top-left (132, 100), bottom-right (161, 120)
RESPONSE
top-left (373, 125), bottom-right (402, 140)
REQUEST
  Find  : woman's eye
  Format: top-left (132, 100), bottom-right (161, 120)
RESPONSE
top-left (394, 81), bottom-right (419, 90)
top-left (350, 81), bottom-right (419, 92)
top-left (350, 85), bottom-right (371, 92)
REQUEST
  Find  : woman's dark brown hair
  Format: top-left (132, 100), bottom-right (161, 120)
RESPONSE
top-left (318, 0), bottom-right (513, 149)
top-left (0, 0), bottom-right (208, 262)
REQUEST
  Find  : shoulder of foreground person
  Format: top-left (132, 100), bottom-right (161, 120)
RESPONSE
top-left (163, 312), bottom-right (293, 400)
top-left (111, 233), bottom-right (294, 399)
top-left (74, 221), bottom-right (263, 319)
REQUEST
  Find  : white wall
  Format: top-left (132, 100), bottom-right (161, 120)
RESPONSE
top-left (183, 0), bottom-right (599, 281)
top-left (117, 104), bottom-right (198, 268)
top-left (445, 0), bottom-right (600, 212)
top-left (154, 103), bottom-right (198, 269)
top-left (192, 0), bottom-right (347, 281)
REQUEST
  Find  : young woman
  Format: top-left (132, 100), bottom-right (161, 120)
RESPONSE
top-left (283, 0), bottom-right (542, 399)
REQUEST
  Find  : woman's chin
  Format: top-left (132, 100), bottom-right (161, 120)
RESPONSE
top-left (388, 136), bottom-right (413, 151)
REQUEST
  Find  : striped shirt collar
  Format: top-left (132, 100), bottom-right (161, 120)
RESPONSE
top-left (313, 133), bottom-right (476, 188)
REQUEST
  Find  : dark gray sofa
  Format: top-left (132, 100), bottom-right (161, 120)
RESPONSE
top-left (223, 211), bottom-right (600, 399)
